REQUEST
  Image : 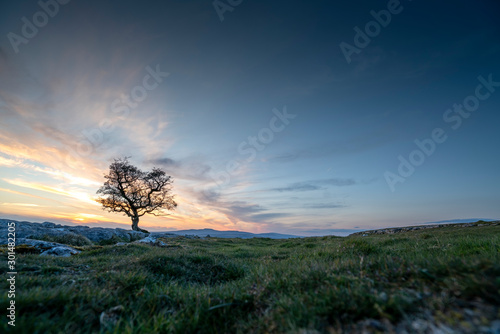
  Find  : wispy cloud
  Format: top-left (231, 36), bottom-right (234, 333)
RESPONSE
top-left (0, 187), bottom-right (58, 201)
top-left (148, 156), bottom-right (212, 181)
top-left (272, 183), bottom-right (322, 192)
top-left (2, 179), bottom-right (97, 205)
top-left (250, 212), bottom-right (291, 221)
top-left (304, 203), bottom-right (346, 209)
top-left (0, 156), bottom-right (19, 167)
top-left (1, 203), bottom-right (42, 207)
top-left (266, 124), bottom-right (401, 165)
top-left (188, 186), bottom-right (290, 228)
top-left (271, 178), bottom-right (357, 192)
top-left (0, 155), bottom-right (100, 186)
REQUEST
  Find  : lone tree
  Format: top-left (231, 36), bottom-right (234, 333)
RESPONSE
top-left (96, 157), bottom-right (177, 233)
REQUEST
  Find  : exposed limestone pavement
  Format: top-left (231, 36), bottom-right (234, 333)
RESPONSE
top-left (0, 219), bottom-right (179, 256)
top-left (351, 220), bottom-right (500, 236)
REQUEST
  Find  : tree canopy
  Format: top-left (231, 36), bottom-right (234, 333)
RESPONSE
top-left (96, 157), bottom-right (177, 232)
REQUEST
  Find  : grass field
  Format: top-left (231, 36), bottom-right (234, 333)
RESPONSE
top-left (1, 222), bottom-right (500, 333)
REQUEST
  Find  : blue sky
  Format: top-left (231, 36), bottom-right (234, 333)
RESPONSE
top-left (0, 0), bottom-right (499, 235)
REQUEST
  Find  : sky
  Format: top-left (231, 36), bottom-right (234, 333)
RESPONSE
top-left (0, 0), bottom-right (499, 236)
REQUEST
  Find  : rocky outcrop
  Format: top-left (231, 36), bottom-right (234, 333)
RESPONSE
top-left (350, 220), bottom-right (500, 236)
top-left (0, 219), bottom-right (177, 256)
top-left (0, 219), bottom-right (152, 244)
top-left (0, 237), bottom-right (81, 256)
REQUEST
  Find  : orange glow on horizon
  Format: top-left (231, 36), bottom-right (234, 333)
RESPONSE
top-left (0, 149), bottom-right (274, 234)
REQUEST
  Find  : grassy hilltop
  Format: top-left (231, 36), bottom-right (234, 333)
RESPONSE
top-left (1, 221), bottom-right (500, 333)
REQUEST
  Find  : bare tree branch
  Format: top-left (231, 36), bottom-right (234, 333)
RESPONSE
top-left (95, 157), bottom-right (177, 232)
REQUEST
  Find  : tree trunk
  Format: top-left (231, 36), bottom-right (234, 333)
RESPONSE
top-left (131, 216), bottom-right (149, 233)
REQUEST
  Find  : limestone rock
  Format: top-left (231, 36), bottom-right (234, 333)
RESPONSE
top-left (100, 305), bottom-right (124, 328)
top-left (40, 246), bottom-right (80, 257)
top-left (0, 219), bottom-right (149, 245)
top-left (134, 235), bottom-right (167, 246)
top-left (0, 237), bottom-right (81, 257)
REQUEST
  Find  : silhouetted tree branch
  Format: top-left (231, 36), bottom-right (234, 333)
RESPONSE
top-left (96, 157), bottom-right (177, 233)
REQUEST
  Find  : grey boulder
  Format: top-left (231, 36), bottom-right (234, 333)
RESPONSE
top-left (40, 246), bottom-right (80, 257)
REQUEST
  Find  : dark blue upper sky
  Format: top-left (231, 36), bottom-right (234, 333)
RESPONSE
top-left (0, 0), bottom-right (499, 234)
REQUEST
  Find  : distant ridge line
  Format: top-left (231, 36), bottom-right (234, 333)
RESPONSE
top-left (350, 220), bottom-right (500, 236)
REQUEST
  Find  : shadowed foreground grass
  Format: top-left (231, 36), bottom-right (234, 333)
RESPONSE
top-left (1, 223), bottom-right (499, 333)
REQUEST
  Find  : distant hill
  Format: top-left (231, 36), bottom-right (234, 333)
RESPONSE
top-left (416, 218), bottom-right (498, 225)
top-left (350, 219), bottom-right (500, 236)
top-left (152, 228), bottom-right (299, 239)
top-left (160, 219), bottom-right (499, 239)
top-left (1, 217), bottom-right (498, 239)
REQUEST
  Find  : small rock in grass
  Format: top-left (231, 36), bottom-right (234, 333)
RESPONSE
top-left (40, 246), bottom-right (80, 257)
top-left (411, 319), bottom-right (429, 331)
top-left (100, 305), bottom-right (124, 328)
top-left (134, 236), bottom-right (166, 246)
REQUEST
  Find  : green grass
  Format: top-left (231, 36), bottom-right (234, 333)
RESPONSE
top-left (1, 223), bottom-right (499, 333)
